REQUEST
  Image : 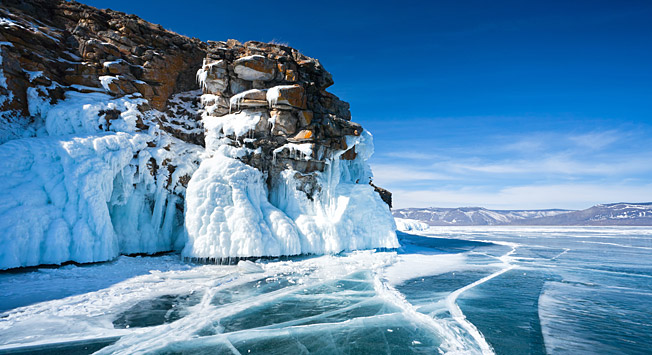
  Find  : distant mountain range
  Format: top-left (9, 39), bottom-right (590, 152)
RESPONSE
top-left (393, 203), bottom-right (652, 226)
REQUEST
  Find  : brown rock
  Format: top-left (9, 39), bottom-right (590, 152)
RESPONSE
top-left (341, 147), bottom-right (357, 160)
top-left (290, 129), bottom-right (314, 142)
top-left (370, 183), bottom-right (392, 208)
top-left (298, 110), bottom-right (313, 126)
top-left (231, 89), bottom-right (267, 109)
top-left (270, 109), bottom-right (297, 136)
top-left (233, 55), bottom-right (276, 81)
top-left (267, 84), bottom-right (306, 109)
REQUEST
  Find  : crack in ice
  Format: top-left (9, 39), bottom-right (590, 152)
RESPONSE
top-left (443, 243), bottom-right (518, 355)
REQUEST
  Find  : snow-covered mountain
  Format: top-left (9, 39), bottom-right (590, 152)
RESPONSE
top-left (514, 203), bottom-right (652, 226)
top-left (0, 0), bottom-right (397, 270)
top-left (393, 207), bottom-right (570, 226)
top-left (393, 203), bottom-right (652, 226)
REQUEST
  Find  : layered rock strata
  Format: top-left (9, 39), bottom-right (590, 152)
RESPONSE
top-left (0, 0), bottom-right (396, 269)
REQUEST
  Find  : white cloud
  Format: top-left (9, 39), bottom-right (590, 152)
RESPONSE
top-left (568, 130), bottom-right (623, 150)
top-left (369, 127), bottom-right (652, 210)
top-left (381, 151), bottom-right (439, 160)
top-left (371, 163), bottom-right (452, 184)
top-left (442, 154), bottom-right (652, 176)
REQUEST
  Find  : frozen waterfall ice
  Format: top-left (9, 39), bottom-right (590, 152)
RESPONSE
top-left (0, 90), bottom-right (397, 269)
top-left (182, 112), bottom-right (398, 260)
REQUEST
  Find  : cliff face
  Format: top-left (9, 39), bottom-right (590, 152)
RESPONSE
top-left (0, 0), bottom-right (205, 135)
top-left (0, 0), bottom-right (397, 269)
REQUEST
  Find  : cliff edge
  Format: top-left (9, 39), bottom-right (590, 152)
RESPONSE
top-left (0, 0), bottom-right (397, 269)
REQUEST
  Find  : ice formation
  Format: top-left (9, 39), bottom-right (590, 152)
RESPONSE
top-left (0, 2), bottom-right (397, 269)
top-left (395, 218), bottom-right (430, 232)
top-left (0, 88), bottom-right (398, 269)
top-left (183, 121), bottom-right (398, 259)
top-left (0, 91), bottom-right (200, 268)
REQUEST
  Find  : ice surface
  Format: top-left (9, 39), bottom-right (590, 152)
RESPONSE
top-left (2, 224), bottom-right (650, 354)
top-left (0, 249), bottom-right (484, 354)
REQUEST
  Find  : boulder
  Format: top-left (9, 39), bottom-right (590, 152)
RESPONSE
top-left (230, 89), bottom-right (268, 109)
top-left (289, 129), bottom-right (314, 142)
top-left (233, 55), bottom-right (276, 81)
top-left (198, 59), bottom-right (228, 94)
top-left (267, 84), bottom-right (306, 109)
top-left (270, 109), bottom-right (297, 136)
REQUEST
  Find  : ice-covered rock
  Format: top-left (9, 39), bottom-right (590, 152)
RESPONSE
top-left (233, 55), bottom-right (276, 81)
top-left (394, 218), bottom-right (430, 232)
top-left (0, 0), bottom-right (397, 269)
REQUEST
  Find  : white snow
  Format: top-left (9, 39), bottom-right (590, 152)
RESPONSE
top-left (394, 217), bottom-right (430, 232)
top-left (24, 70), bottom-right (44, 82)
top-left (0, 89), bottom-right (202, 269)
top-left (40, 91), bottom-right (146, 135)
top-left (203, 110), bottom-right (263, 150)
top-left (266, 85), bottom-right (299, 107)
top-left (265, 131), bottom-right (398, 255)
top-left (98, 75), bottom-right (119, 92)
top-left (273, 143), bottom-right (313, 161)
top-left (0, 133), bottom-right (146, 269)
top-left (383, 253), bottom-right (468, 285)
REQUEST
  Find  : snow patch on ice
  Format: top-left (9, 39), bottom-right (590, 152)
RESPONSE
top-left (384, 253), bottom-right (468, 285)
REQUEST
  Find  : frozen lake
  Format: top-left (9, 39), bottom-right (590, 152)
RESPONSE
top-left (1, 226), bottom-right (651, 354)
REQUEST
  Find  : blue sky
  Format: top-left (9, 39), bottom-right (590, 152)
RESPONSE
top-left (85, 0), bottom-right (652, 209)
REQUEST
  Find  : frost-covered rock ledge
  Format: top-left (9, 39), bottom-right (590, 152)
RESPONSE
top-left (0, 0), bottom-right (397, 269)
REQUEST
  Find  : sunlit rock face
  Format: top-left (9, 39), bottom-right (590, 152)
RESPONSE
top-left (0, 0), bottom-right (396, 269)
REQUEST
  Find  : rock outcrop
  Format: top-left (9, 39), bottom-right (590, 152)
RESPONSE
top-left (0, 0), bottom-right (397, 269)
top-left (196, 39), bottom-right (361, 200)
top-left (0, 0), bottom-right (206, 141)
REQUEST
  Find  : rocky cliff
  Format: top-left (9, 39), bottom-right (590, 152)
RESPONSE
top-left (0, 0), bottom-right (397, 269)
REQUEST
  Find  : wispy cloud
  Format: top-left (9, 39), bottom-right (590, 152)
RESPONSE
top-left (371, 163), bottom-right (452, 184)
top-left (441, 154), bottom-right (652, 176)
top-left (371, 128), bottom-right (652, 209)
top-left (381, 151), bottom-right (439, 161)
top-left (567, 130), bottom-right (623, 150)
